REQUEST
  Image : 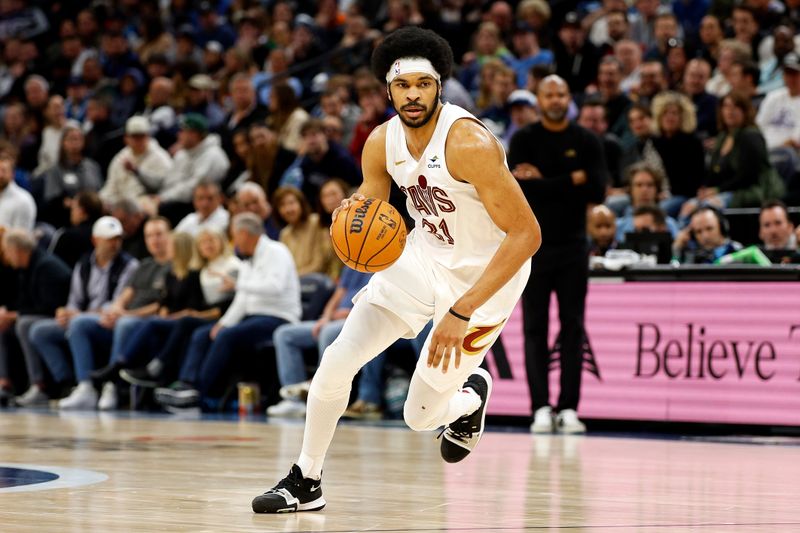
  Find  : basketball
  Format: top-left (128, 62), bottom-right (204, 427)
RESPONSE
top-left (330, 198), bottom-right (407, 273)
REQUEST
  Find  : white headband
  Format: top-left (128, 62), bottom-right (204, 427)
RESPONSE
top-left (385, 57), bottom-right (441, 84)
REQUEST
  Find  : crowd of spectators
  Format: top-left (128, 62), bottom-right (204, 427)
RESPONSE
top-left (2, 0), bottom-right (800, 414)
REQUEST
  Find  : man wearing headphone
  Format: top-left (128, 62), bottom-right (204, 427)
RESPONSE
top-left (673, 205), bottom-right (743, 263)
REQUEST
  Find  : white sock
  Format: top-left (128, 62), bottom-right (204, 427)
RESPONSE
top-left (296, 387), bottom-right (350, 480)
top-left (443, 387), bottom-right (481, 425)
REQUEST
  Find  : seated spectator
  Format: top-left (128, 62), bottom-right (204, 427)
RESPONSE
top-left (121, 228), bottom-right (241, 387)
top-left (318, 88), bottom-right (360, 148)
top-left (32, 122), bottom-right (103, 229)
top-left (706, 40), bottom-right (751, 97)
top-left (142, 77), bottom-right (178, 150)
top-left (219, 73), bottom-right (270, 157)
top-left (615, 40), bottom-right (643, 95)
top-left (587, 205), bottom-right (619, 257)
top-left (100, 116), bottom-right (173, 208)
top-left (222, 129), bottom-right (250, 196)
top-left (28, 217), bottom-right (138, 407)
top-left (83, 94), bottom-right (125, 173)
top-left (110, 199), bottom-right (150, 260)
top-left (616, 163), bottom-right (680, 241)
top-left (478, 63), bottom-right (517, 138)
top-left (34, 95), bottom-right (67, 176)
top-left (553, 12), bottom-right (600, 94)
top-left (578, 98), bottom-right (624, 193)
top-left (316, 178), bottom-right (350, 229)
top-left (596, 56), bottom-right (633, 145)
top-left (756, 53), bottom-right (800, 168)
top-left (185, 74), bottom-right (226, 131)
top-left (175, 182), bottom-right (230, 237)
top-left (500, 90), bottom-right (537, 147)
top-left (236, 182), bottom-right (282, 241)
top-left (110, 69), bottom-right (146, 128)
top-left (242, 124), bottom-right (297, 199)
top-left (644, 12), bottom-right (680, 64)
top-left (650, 91), bottom-right (705, 217)
top-left (673, 206), bottom-right (743, 264)
top-left (0, 229), bottom-right (71, 404)
top-left (681, 58), bottom-right (718, 141)
top-left (459, 21), bottom-right (515, 97)
top-left (758, 25), bottom-right (797, 95)
top-left (697, 15), bottom-right (723, 70)
top-left (618, 104), bottom-right (666, 193)
top-left (728, 61), bottom-right (763, 113)
top-left (758, 200), bottom-right (799, 263)
top-left (349, 79), bottom-right (394, 165)
top-left (267, 266), bottom-right (385, 419)
top-left (2, 104), bottom-right (39, 176)
top-left (633, 60), bottom-right (668, 107)
top-left (48, 190), bottom-right (104, 268)
top-left (0, 151), bottom-right (36, 231)
top-left (630, 204), bottom-right (671, 234)
top-left (154, 113), bottom-right (230, 226)
top-left (268, 82), bottom-right (310, 153)
top-left (294, 118), bottom-right (361, 206)
top-left (683, 92), bottom-right (784, 217)
top-left (274, 186), bottom-right (337, 278)
top-left (154, 212), bottom-right (301, 412)
top-left (57, 217), bottom-right (173, 410)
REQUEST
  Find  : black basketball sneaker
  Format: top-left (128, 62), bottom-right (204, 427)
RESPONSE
top-left (252, 464), bottom-right (326, 514)
top-left (439, 368), bottom-right (493, 463)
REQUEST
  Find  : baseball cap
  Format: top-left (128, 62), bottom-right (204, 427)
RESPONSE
top-left (189, 74), bottom-right (219, 91)
top-left (93, 216), bottom-right (124, 239)
top-left (205, 40), bottom-right (223, 54)
top-left (295, 13), bottom-right (316, 29)
top-left (180, 112), bottom-right (209, 133)
top-left (507, 89), bottom-right (538, 108)
top-left (125, 116), bottom-right (151, 135)
top-left (783, 52), bottom-right (800, 72)
top-left (562, 11), bottom-right (581, 29)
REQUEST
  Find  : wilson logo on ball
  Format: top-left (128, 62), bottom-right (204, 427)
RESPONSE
top-left (349, 198), bottom-right (374, 234)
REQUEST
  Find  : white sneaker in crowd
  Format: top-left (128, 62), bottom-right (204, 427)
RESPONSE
top-left (279, 380), bottom-right (311, 402)
top-left (530, 406), bottom-right (555, 434)
top-left (556, 409), bottom-right (586, 434)
top-left (267, 399), bottom-right (307, 418)
top-left (58, 382), bottom-right (98, 410)
top-left (15, 385), bottom-right (49, 407)
top-left (98, 382), bottom-right (118, 411)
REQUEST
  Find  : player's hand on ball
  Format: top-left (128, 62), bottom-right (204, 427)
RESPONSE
top-left (427, 313), bottom-right (469, 373)
top-left (330, 193), bottom-right (366, 233)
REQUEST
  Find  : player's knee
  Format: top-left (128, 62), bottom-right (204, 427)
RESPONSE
top-left (310, 337), bottom-right (364, 400)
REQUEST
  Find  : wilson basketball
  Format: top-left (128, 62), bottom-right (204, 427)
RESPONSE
top-left (330, 198), bottom-right (407, 273)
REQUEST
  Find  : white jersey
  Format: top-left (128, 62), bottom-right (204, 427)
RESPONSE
top-left (385, 103), bottom-right (507, 270)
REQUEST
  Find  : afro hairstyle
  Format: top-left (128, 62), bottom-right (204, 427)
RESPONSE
top-left (371, 27), bottom-right (454, 82)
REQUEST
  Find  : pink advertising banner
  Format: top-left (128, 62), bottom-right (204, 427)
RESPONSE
top-left (485, 281), bottom-right (800, 426)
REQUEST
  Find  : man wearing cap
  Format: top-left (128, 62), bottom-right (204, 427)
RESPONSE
top-left (756, 52), bottom-right (800, 152)
top-left (553, 12), bottom-right (601, 93)
top-left (26, 217), bottom-right (139, 408)
top-left (155, 113), bottom-right (230, 225)
top-left (55, 216), bottom-right (173, 410)
top-left (502, 89), bottom-right (539, 148)
top-left (0, 229), bottom-right (71, 407)
top-left (101, 116), bottom-right (174, 208)
top-left (186, 74), bottom-right (225, 131)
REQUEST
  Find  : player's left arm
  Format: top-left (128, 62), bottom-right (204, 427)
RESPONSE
top-left (428, 119), bottom-right (542, 373)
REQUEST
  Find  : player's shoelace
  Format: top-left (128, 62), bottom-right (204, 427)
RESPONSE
top-left (267, 468), bottom-right (304, 496)
top-left (437, 423), bottom-right (474, 444)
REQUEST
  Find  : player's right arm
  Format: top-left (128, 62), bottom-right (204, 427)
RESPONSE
top-left (331, 123), bottom-right (393, 226)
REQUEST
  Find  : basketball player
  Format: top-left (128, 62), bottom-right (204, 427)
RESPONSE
top-left (252, 27), bottom-right (541, 514)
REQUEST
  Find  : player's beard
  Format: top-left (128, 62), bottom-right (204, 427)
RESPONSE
top-left (397, 97), bottom-right (439, 129)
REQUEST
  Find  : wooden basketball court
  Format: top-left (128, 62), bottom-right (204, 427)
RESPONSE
top-left (1, 410), bottom-right (799, 532)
